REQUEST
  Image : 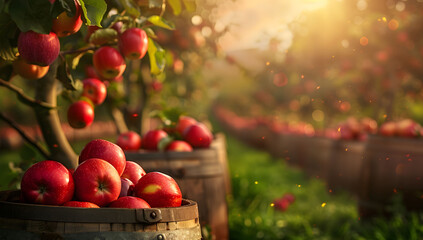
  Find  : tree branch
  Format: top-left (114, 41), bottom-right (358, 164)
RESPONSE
top-left (0, 112), bottom-right (50, 159)
top-left (0, 79), bottom-right (55, 109)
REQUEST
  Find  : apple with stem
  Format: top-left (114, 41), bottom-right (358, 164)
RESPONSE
top-left (20, 160), bottom-right (74, 205)
top-left (73, 158), bottom-right (121, 207)
top-left (93, 46), bottom-right (126, 80)
top-left (18, 31), bottom-right (60, 66)
top-left (79, 139), bottom-right (127, 176)
top-left (52, 0), bottom-right (83, 37)
top-left (13, 58), bottom-right (50, 80)
top-left (67, 100), bottom-right (94, 129)
top-left (116, 131), bottom-right (142, 151)
top-left (82, 78), bottom-right (107, 105)
top-left (119, 28), bottom-right (149, 60)
top-left (134, 172), bottom-right (182, 208)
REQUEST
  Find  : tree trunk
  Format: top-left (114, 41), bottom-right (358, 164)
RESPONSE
top-left (34, 60), bottom-right (78, 169)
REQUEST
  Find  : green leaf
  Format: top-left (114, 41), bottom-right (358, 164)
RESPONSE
top-left (167, 0), bottom-right (182, 16)
top-left (157, 136), bottom-right (173, 151)
top-left (57, 58), bottom-right (77, 91)
top-left (9, 0), bottom-right (53, 34)
top-left (147, 16), bottom-right (175, 30)
top-left (0, 13), bottom-right (18, 61)
top-left (52, 0), bottom-right (77, 18)
top-left (79, 0), bottom-right (107, 27)
top-left (144, 27), bottom-right (157, 39)
top-left (182, 0), bottom-right (196, 12)
top-left (119, 0), bottom-right (140, 18)
top-left (147, 37), bottom-right (166, 75)
top-left (89, 28), bottom-right (118, 45)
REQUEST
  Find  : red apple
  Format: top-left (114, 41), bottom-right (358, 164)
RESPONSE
top-left (119, 178), bottom-right (135, 198)
top-left (166, 140), bottom-right (193, 152)
top-left (67, 100), bottom-right (94, 129)
top-left (108, 196), bottom-right (151, 209)
top-left (361, 117), bottom-right (378, 134)
top-left (142, 129), bottom-right (168, 151)
top-left (73, 158), bottom-right (121, 206)
top-left (121, 161), bottom-right (146, 185)
top-left (20, 160), bottom-right (74, 205)
top-left (82, 78), bottom-right (107, 105)
top-left (79, 139), bottom-right (127, 176)
top-left (111, 21), bottom-right (123, 35)
top-left (18, 31), bottom-right (60, 66)
top-left (85, 65), bottom-right (100, 78)
top-left (133, 172), bottom-right (182, 208)
top-left (379, 121), bottom-right (397, 137)
top-left (274, 198), bottom-right (290, 212)
top-left (52, 0), bottom-right (83, 37)
top-left (93, 46), bottom-right (126, 79)
top-left (118, 28), bottom-right (148, 60)
top-left (175, 116), bottom-right (197, 136)
top-left (116, 131), bottom-right (142, 151)
top-left (396, 119), bottom-right (421, 137)
top-left (183, 123), bottom-right (213, 148)
top-left (85, 25), bottom-right (100, 42)
top-left (63, 201), bottom-right (100, 208)
top-left (13, 58), bottom-right (50, 80)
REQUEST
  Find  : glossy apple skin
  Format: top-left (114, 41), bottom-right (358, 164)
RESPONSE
top-left (93, 46), bottom-right (126, 80)
top-left (134, 172), bottom-right (182, 208)
top-left (79, 139), bottom-right (126, 176)
top-left (18, 31), bottom-right (60, 66)
top-left (63, 201), bottom-right (100, 208)
top-left (73, 158), bottom-right (121, 207)
top-left (175, 116), bottom-right (197, 136)
top-left (109, 196), bottom-right (151, 209)
top-left (67, 100), bottom-right (94, 129)
top-left (121, 161), bottom-right (146, 185)
top-left (142, 130), bottom-right (168, 151)
top-left (166, 140), bottom-right (193, 152)
top-left (52, 0), bottom-right (83, 37)
top-left (119, 178), bottom-right (135, 198)
top-left (379, 121), bottom-right (397, 137)
top-left (21, 160), bottom-right (74, 205)
top-left (117, 131), bottom-right (142, 151)
top-left (183, 123), bottom-right (213, 148)
top-left (119, 28), bottom-right (148, 60)
top-left (82, 78), bottom-right (107, 105)
top-left (13, 58), bottom-right (49, 80)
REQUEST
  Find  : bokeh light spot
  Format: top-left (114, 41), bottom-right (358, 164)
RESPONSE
top-left (360, 36), bottom-right (369, 46)
top-left (273, 72), bottom-right (288, 87)
top-left (388, 19), bottom-right (399, 30)
top-left (312, 110), bottom-right (325, 122)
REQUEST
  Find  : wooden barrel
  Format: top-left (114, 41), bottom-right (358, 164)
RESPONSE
top-left (327, 140), bottom-right (366, 195)
top-left (303, 137), bottom-right (335, 181)
top-left (267, 133), bottom-right (307, 167)
top-left (0, 190), bottom-right (201, 240)
top-left (359, 135), bottom-right (423, 217)
top-left (125, 146), bottom-right (229, 240)
top-left (211, 133), bottom-right (232, 195)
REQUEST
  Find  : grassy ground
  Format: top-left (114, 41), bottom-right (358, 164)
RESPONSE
top-left (225, 135), bottom-right (423, 240)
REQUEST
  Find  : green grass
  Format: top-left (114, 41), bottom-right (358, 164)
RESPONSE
top-left (225, 135), bottom-right (423, 240)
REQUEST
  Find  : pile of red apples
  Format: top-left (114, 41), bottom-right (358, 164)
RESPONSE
top-left (116, 116), bottom-right (214, 152)
top-left (20, 139), bottom-right (182, 209)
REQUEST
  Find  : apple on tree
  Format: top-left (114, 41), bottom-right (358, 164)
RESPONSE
top-left (82, 78), bottom-right (107, 105)
top-left (67, 100), bottom-right (95, 129)
top-left (93, 46), bottom-right (126, 80)
top-left (73, 158), bottom-right (121, 207)
top-left (119, 28), bottom-right (149, 60)
top-left (108, 196), bottom-right (151, 209)
top-left (116, 131), bottom-right (142, 151)
top-left (63, 201), bottom-right (100, 208)
top-left (79, 139), bottom-right (127, 176)
top-left (20, 160), bottom-right (74, 205)
top-left (12, 58), bottom-right (50, 80)
top-left (134, 172), bottom-right (182, 208)
top-left (52, 0), bottom-right (83, 37)
top-left (18, 31), bottom-right (60, 66)
top-left (121, 161), bottom-right (146, 185)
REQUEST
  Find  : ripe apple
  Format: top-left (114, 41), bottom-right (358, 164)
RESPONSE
top-left (85, 25), bottom-right (100, 42)
top-left (111, 21), bottom-right (123, 35)
top-left (93, 46), bottom-right (126, 79)
top-left (133, 172), bottom-right (182, 208)
top-left (121, 161), bottom-right (146, 185)
top-left (67, 100), bottom-right (94, 129)
top-left (85, 65), bottom-right (100, 78)
top-left (166, 140), bottom-right (193, 152)
top-left (73, 158), bottom-right (121, 206)
top-left (79, 139), bottom-right (127, 176)
top-left (118, 28), bottom-right (148, 60)
top-left (82, 78), bottom-right (107, 105)
top-left (142, 129), bottom-right (168, 151)
top-left (20, 160), bottom-right (74, 205)
top-left (18, 31), bottom-right (60, 66)
top-left (13, 58), bottom-right (50, 80)
top-left (119, 178), bottom-right (135, 198)
top-left (379, 121), bottom-right (397, 137)
top-left (175, 116), bottom-right (197, 136)
top-left (63, 201), bottom-right (100, 208)
top-left (361, 117), bottom-right (378, 134)
top-left (116, 131), bottom-right (142, 151)
top-left (52, 0), bottom-right (83, 37)
top-left (183, 123), bottom-right (213, 148)
top-left (396, 119), bottom-right (421, 137)
top-left (108, 196), bottom-right (151, 209)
